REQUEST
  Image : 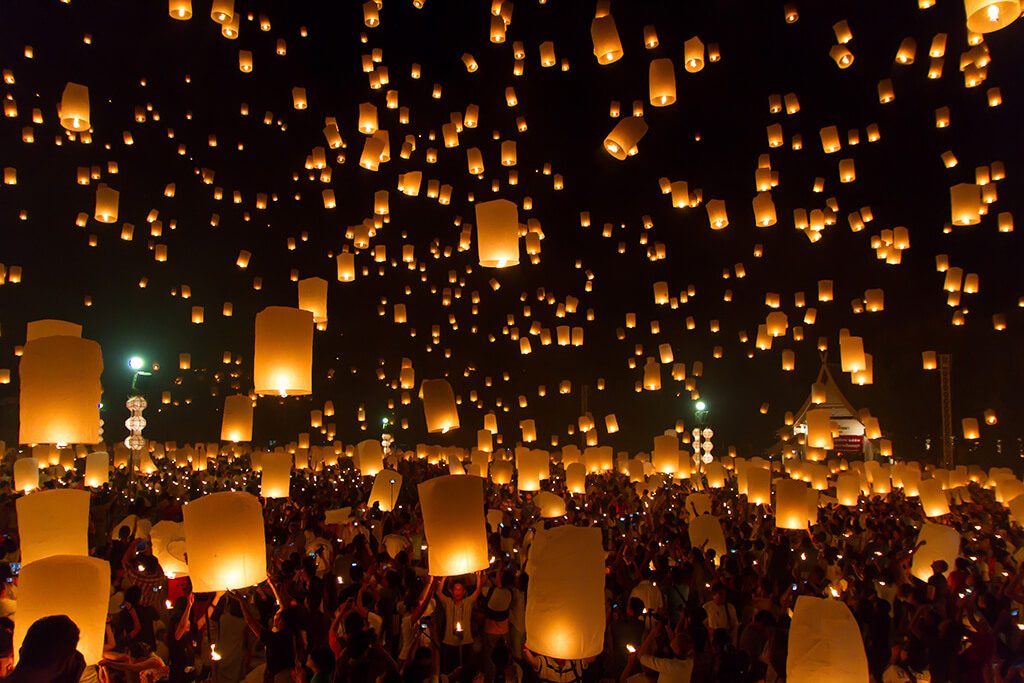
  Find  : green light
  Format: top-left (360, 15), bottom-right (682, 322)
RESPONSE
top-left (128, 356), bottom-right (145, 371)
top-left (695, 400), bottom-right (707, 411)
top-left (382, 417), bottom-right (390, 426)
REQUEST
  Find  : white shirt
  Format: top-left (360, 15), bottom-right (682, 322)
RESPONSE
top-left (702, 600), bottom-right (738, 639)
top-left (630, 580), bottom-right (665, 613)
top-left (639, 654), bottom-right (694, 683)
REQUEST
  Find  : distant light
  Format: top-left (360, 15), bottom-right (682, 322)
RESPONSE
top-left (128, 356), bottom-right (145, 370)
top-left (695, 400), bottom-right (707, 411)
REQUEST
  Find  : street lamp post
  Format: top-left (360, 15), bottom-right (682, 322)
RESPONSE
top-left (692, 400), bottom-right (712, 482)
top-left (125, 356), bottom-right (151, 500)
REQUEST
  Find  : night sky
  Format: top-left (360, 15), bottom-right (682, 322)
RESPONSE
top-left (1, 0), bottom-right (1023, 465)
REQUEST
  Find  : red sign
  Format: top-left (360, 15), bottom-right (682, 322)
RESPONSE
top-left (832, 435), bottom-right (864, 453)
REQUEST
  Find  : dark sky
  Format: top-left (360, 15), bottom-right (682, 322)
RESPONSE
top-left (1, 0), bottom-right (1023, 466)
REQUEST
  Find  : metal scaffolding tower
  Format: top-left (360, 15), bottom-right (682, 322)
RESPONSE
top-left (939, 353), bottom-right (953, 468)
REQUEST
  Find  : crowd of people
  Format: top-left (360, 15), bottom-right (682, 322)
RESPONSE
top-left (0, 452), bottom-right (1021, 683)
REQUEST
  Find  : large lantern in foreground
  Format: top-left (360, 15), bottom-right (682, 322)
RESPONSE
top-left (788, 596), bottom-right (869, 683)
top-left (14, 555), bottom-right (110, 665)
top-left (476, 199), bottom-right (520, 268)
top-left (19, 336), bottom-right (103, 445)
top-left (254, 306), bottom-right (313, 396)
top-left (418, 475), bottom-right (488, 576)
top-left (525, 526), bottom-right (605, 659)
top-left (183, 491), bottom-right (267, 592)
top-left (964, 0), bottom-right (1020, 33)
top-left (17, 489), bottom-right (90, 565)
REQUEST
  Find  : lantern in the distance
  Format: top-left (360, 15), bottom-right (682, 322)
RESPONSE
top-left (183, 491), bottom-right (267, 592)
top-left (253, 306), bottom-right (313, 396)
top-left (297, 277), bottom-right (328, 324)
top-left (58, 82), bottom-right (90, 132)
top-left (260, 452), bottom-right (291, 498)
top-left (604, 117), bottom-right (648, 160)
top-left (525, 526), bottom-right (605, 659)
top-left (14, 555), bottom-right (109, 665)
top-left (418, 475), bottom-right (488, 576)
top-left (221, 394), bottom-right (254, 443)
top-left (19, 336), bottom-right (103, 445)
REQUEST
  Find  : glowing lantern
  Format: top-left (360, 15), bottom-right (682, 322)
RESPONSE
top-left (535, 491), bottom-right (566, 518)
top-left (418, 475), bottom-right (488, 576)
top-left (910, 523), bottom-right (960, 580)
top-left (648, 58), bottom-right (676, 106)
top-left (788, 597), bottom-right (869, 683)
top-left (476, 199), bottom-right (520, 268)
top-left (652, 434), bottom-right (679, 474)
top-left (368, 470), bottom-right (402, 511)
top-left (961, 418), bottom-right (980, 439)
top-left (590, 14), bottom-right (623, 64)
top-left (836, 472), bottom-right (860, 506)
top-left (806, 409), bottom-right (834, 449)
top-left (297, 277), bottom-right (328, 324)
top-left (260, 453), bottom-right (291, 498)
top-left (17, 489), bottom-right (90, 565)
top-left (94, 183), bottom-right (119, 223)
top-left (525, 526), bottom-right (605, 659)
top-left (950, 183), bottom-right (982, 226)
top-left (421, 379), bottom-right (460, 433)
top-left (491, 460), bottom-right (513, 485)
top-left (356, 439), bottom-right (384, 476)
top-left (221, 394), bottom-right (253, 443)
top-left (150, 521), bottom-right (188, 577)
top-left (183, 492), bottom-right (267, 592)
top-left (84, 451), bottom-right (108, 487)
top-left (210, 0), bottom-right (233, 23)
top-left (566, 462), bottom-right (586, 494)
top-left (604, 117), bottom-right (648, 160)
top-left (776, 479), bottom-right (809, 530)
top-left (14, 556), bottom-right (109, 665)
top-left (19, 336), bottom-right (102, 445)
top-left (58, 82), bottom-right (90, 131)
top-left (253, 307), bottom-right (313, 396)
top-left (839, 335), bottom-right (866, 373)
top-left (919, 478), bottom-right (950, 517)
top-left (964, 0), bottom-right (1020, 33)
top-left (169, 0), bottom-right (192, 20)
top-left (14, 458), bottom-right (39, 492)
top-left (747, 467), bottom-right (771, 505)
top-left (684, 36), bottom-right (705, 72)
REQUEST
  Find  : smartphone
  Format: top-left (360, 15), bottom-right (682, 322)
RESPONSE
top-left (9, 563), bottom-right (20, 576)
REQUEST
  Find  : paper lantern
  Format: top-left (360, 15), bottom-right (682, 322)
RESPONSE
top-left (368, 470), bottom-right (402, 511)
top-left (919, 478), bottom-right (950, 517)
top-left (648, 58), bottom-right (676, 106)
top-left (962, 417), bottom-right (980, 439)
top-left (253, 307), bottom-right (313, 396)
top-left (565, 462), bottom-right (586, 494)
top-left (84, 451), bottom-right (108, 487)
top-left (17, 489), bottom-right (90, 565)
top-left (684, 36), bottom-right (705, 72)
top-left (297, 277), bottom-right (328, 324)
top-left (805, 409), bottom-right (833, 449)
top-left (776, 479), bottom-right (809, 530)
top-left (526, 526), bottom-right (605, 659)
top-left (421, 379), bottom-right (460, 433)
top-left (221, 394), bottom-right (254, 442)
top-left (260, 452), bottom-right (292, 498)
top-left (965, 0), bottom-right (1020, 33)
top-left (788, 596), bottom-right (868, 683)
top-left (950, 183), bottom-right (982, 226)
top-left (704, 461), bottom-right (726, 488)
top-left (58, 82), bottom-right (90, 132)
top-left (910, 523), bottom-right (960, 580)
top-left (476, 199), bottom-right (520, 268)
top-left (19, 335), bottom-right (103, 445)
top-left (356, 439), bottom-right (384, 476)
top-left (688, 514), bottom-right (727, 563)
top-left (150, 521), bottom-right (189, 577)
top-left (604, 117), bottom-right (648, 160)
top-left (836, 471), bottom-right (860, 506)
top-left (535, 491), bottom-right (567, 518)
top-left (839, 335), bottom-right (866, 373)
top-left (491, 460), bottom-right (513, 485)
top-left (652, 434), bottom-right (679, 474)
top-left (14, 458), bottom-right (39, 492)
top-left (418, 475), bottom-right (488, 576)
top-left (590, 14), bottom-right (623, 64)
top-left (169, 0), bottom-right (192, 19)
top-left (14, 555), bottom-right (109, 665)
top-left (183, 492), bottom-right (267, 592)
top-left (747, 466), bottom-right (771, 505)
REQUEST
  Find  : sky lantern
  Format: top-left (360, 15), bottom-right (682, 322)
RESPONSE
top-left (950, 183), bottom-right (982, 225)
top-left (260, 452), bottom-right (292, 498)
top-left (210, 0), bottom-right (233, 23)
top-left (421, 379), bottom-right (460, 433)
top-left (253, 306), bottom-right (313, 397)
top-left (964, 0), bottom-right (1021, 33)
top-left (525, 526), bottom-right (605, 659)
top-left (910, 523), bottom-right (960, 580)
top-left (684, 36), bottom-right (705, 72)
top-left (648, 58), bottom-right (676, 106)
top-left (566, 462), bottom-right (586, 493)
top-left (19, 335), bottom-right (102, 445)
top-left (535, 491), bottom-right (567, 518)
top-left (58, 82), bottom-right (89, 131)
top-left (14, 556), bottom-right (109, 666)
top-left (476, 199), bottom-right (520, 267)
top-left (747, 466), bottom-right (771, 504)
top-left (418, 475), bottom-right (488, 576)
top-left (14, 458), bottom-right (38, 492)
top-left (368, 470), bottom-right (403, 511)
top-left (84, 451), bottom-right (108, 487)
top-left (17, 489), bottom-right (90, 565)
top-left (168, 0), bottom-right (192, 20)
top-left (919, 478), bottom-right (950, 517)
top-left (94, 183), bottom-right (119, 223)
top-left (221, 394), bottom-right (253, 443)
top-left (776, 479), bottom-right (809, 530)
top-left (688, 514), bottom-right (727, 562)
top-left (788, 597), bottom-right (869, 683)
top-left (184, 491), bottom-right (267, 592)
top-left (297, 277), bottom-right (328, 324)
top-left (836, 471), bottom-right (860, 506)
top-left (150, 521), bottom-right (188, 577)
top-left (590, 14), bottom-right (623, 64)
top-left (652, 434), bottom-right (679, 474)
top-left (806, 408), bottom-right (834, 449)
top-left (604, 117), bottom-right (648, 159)
top-left (357, 439), bottom-right (384, 476)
